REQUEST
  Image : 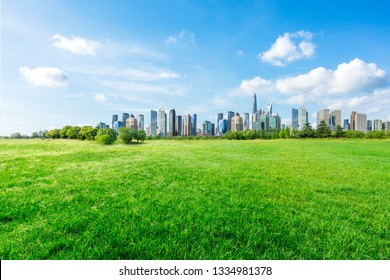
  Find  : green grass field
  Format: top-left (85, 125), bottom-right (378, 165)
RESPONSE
top-left (1, 138), bottom-right (389, 260)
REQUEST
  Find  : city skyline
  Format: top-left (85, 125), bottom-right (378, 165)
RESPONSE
top-left (2, 0), bottom-right (390, 136)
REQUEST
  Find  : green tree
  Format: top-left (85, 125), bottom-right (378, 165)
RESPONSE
top-left (79, 126), bottom-right (98, 140)
top-left (97, 134), bottom-right (115, 145)
top-left (118, 127), bottom-right (133, 144)
top-left (31, 132), bottom-right (40, 138)
top-left (284, 126), bottom-right (291, 139)
top-left (66, 126), bottom-right (81, 139)
top-left (316, 120), bottom-right (331, 138)
top-left (335, 125), bottom-right (344, 138)
top-left (96, 128), bottom-right (117, 144)
top-left (10, 132), bottom-right (22, 139)
top-left (60, 126), bottom-right (72, 138)
top-left (47, 129), bottom-right (61, 139)
top-left (135, 130), bottom-right (146, 142)
top-left (299, 123), bottom-right (315, 138)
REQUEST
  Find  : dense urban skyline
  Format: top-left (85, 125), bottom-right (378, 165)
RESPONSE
top-left (2, 0), bottom-right (390, 136)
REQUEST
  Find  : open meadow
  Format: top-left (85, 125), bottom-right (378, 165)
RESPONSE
top-left (0, 138), bottom-right (389, 259)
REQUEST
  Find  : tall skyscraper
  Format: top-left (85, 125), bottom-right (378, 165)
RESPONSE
top-left (157, 108), bottom-right (167, 136)
top-left (112, 114), bottom-right (118, 129)
top-left (350, 111), bottom-right (357, 131)
top-left (343, 119), bottom-right (350, 130)
top-left (218, 119), bottom-right (228, 134)
top-left (252, 93), bottom-right (257, 114)
top-left (183, 113), bottom-right (192, 136)
top-left (266, 102), bottom-right (273, 115)
top-left (122, 113), bottom-right (129, 125)
top-left (269, 114), bottom-right (281, 130)
top-left (292, 108), bottom-right (299, 130)
top-left (191, 114), bottom-right (197, 136)
top-left (113, 121), bottom-right (123, 132)
top-left (168, 109), bottom-right (176, 136)
top-left (216, 113), bottom-right (223, 134)
top-left (331, 110), bottom-right (342, 128)
top-left (317, 109), bottom-right (330, 127)
top-left (356, 113), bottom-right (367, 132)
top-left (126, 114), bottom-right (138, 130)
top-left (227, 111), bottom-right (234, 131)
top-left (367, 120), bottom-right (373, 131)
top-left (299, 107), bottom-right (308, 130)
top-left (137, 114), bottom-right (144, 130)
top-left (231, 112), bottom-right (243, 131)
top-left (175, 115), bottom-right (182, 136)
top-left (373, 119), bottom-right (382, 131)
top-left (242, 113), bottom-right (249, 130)
top-left (150, 110), bottom-right (157, 136)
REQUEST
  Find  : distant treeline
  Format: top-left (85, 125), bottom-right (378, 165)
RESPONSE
top-left (4, 121), bottom-right (390, 142)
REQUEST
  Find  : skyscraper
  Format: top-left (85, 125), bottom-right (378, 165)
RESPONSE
top-left (112, 114), bottom-right (118, 129)
top-left (191, 114), bottom-right (197, 136)
top-left (122, 113), bottom-right (129, 125)
top-left (299, 107), bottom-right (308, 130)
top-left (356, 113), bottom-right (367, 132)
top-left (168, 109), bottom-right (176, 136)
top-left (218, 119), bottom-right (228, 134)
top-left (175, 115), bottom-right (182, 136)
top-left (292, 108), bottom-right (299, 130)
top-left (227, 111), bottom-right (234, 131)
top-left (183, 113), bottom-right (192, 136)
top-left (150, 110), bottom-right (157, 136)
top-left (269, 114), bottom-right (281, 130)
top-left (373, 119), bottom-right (382, 131)
top-left (367, 120), bottom-right (373, 131)
top-left (157, 108), bottom-right (167, 136)
top-left (350, 111), bottom-right (357, 131)
top-left (137, 114), bottom-right (144, 130)
top-left (231, 112), bottom-right (243, 131)
top-left (331, 110), bottom-right (342, 128)
top-left (242, 113), bottom-right (249, 130)
top-left (343, 119), bottom-right (350, 130)
top-left (266, 102), bottom-right (273, 115)
top-left (126, 114), bottom-right (138, 130)
top-left (317, 109), bottom-right (330, 127)
top-left (252, 93), bottom-right (257, 114)
top-left (216, 113), bottom-right (223, 135)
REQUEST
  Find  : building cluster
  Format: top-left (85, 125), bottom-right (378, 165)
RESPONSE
top-left (99, 93), bottom-right (389, 136)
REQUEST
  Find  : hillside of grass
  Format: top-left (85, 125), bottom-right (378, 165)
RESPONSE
top-left (0, 139), bottom-right (389, 259)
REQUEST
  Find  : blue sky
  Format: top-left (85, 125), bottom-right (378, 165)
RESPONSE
top-left (1, 0), bottom-right (390, 135)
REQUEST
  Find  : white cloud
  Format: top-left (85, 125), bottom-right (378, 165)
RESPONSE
top-left (259, 31), bottom-right (316, 66)
top-left (95, 93), bottom-right (107, 102)
top-left (276, 58), bottom-right (386, 95)
top-left (52, 34), bottom-right (100, 56)
top-left (237, 76), bottom-right (273, 95)
top-left (19, 66), bottom-right (68, 87)
top-left (165, 29), bottom-right (195, 46)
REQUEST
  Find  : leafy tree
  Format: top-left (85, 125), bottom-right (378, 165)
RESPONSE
top-left (31, 132), bottom-right (40, 138)
top-left (134, 130), bottom-right (146, 142)
top-left (60, 126), bottom-right (72, 138)
top-left (316, 120), bottom-right (331, 138)
top-left (66, 126), bottom-right (81, 139)
top-left (47, 129), bottom-right (61, 139)
top-left (118, 127), bottom-right (133, 144)
top-left (78, 126), bottom-right (98, 140)
top-left (284, 126), bottom-right (291, 139)
top-left (345, 130), bottom-right (365, 139)
top-left (299, 123), bottom-right (315, 138)
top-left (96, 128), bottom-right (117, 144)
top-left (97, 134), bottom-right (115, 145)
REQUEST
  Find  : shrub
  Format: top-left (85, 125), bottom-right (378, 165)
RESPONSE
top-left (97, 134), bottom-right (115, 145)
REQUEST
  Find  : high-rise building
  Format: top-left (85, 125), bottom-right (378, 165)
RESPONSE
top-left (292, 108), bottom-right (299, 130)
top-left (218, 119), bottom-right (228, 134)
top-left (122, 113), bottom-right (129, 125)
top-left (266, 102), bottom-right (273, 115)
top-left (350, 111), bottom-right (357, 131)
top-left (157, 108), bottom-right (167, 136)
top-left (252, 93), bottom-right (257, 114)
top-left (331, 110), bottom-right (342, 128)
top-left (112, 114), bottom-right (118, 129)
top-left (269, 114), bottom-right (281, 130)
top-left (231, 112), bottom-right (243, 131)
top-left (317, 109), bottom-right (330, 127)
top-left (113, 121), bottom-right (123, 132)
top-left (175, 115), bottom-right (182, 136)
top-left (191, 114), bottom-right (197, 136)
top-left (356, 113), bottom-right (367, 132)
top-left (343, 119), bottom-right (350, 130)
top-left (168, 109), bottom-right (176, 136)
top-left (259, 113), bottom-right (269, 130)
top-left (383, 121), bottom-right (390, 131)
top-left (211, 123), bottom-right (215, 136)
top-left (367, 120), bottom-right (373, 131)
top-left (373, 119), bottom-right (383, 131)
top-left (242, 113), bottom-right (249, 130)
top-left (183, 113), bottom-right (192, 136)
top-left (99, 122), bottom-right (108, 129)
top-left (227, 111), bottom-right (234, 131)
top-left (202, 120), bottom-right (212, 135)
top-left (126, 114), bottom-right (138, 130)
top-left (216, 113), bottom-right (223, 134)
top-left (299, 107), bottom-right (308, 130)
top-left (137, 114), bottom-right (144, 130)
top-left (150, 110), bottom-right (157, 136)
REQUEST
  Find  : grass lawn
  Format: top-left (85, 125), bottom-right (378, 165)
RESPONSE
top-left (0, 138), bottom-right (389, 259)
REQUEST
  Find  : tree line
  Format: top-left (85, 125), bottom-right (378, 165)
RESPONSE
top-left (6, 125), bottom-right (146, 145)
